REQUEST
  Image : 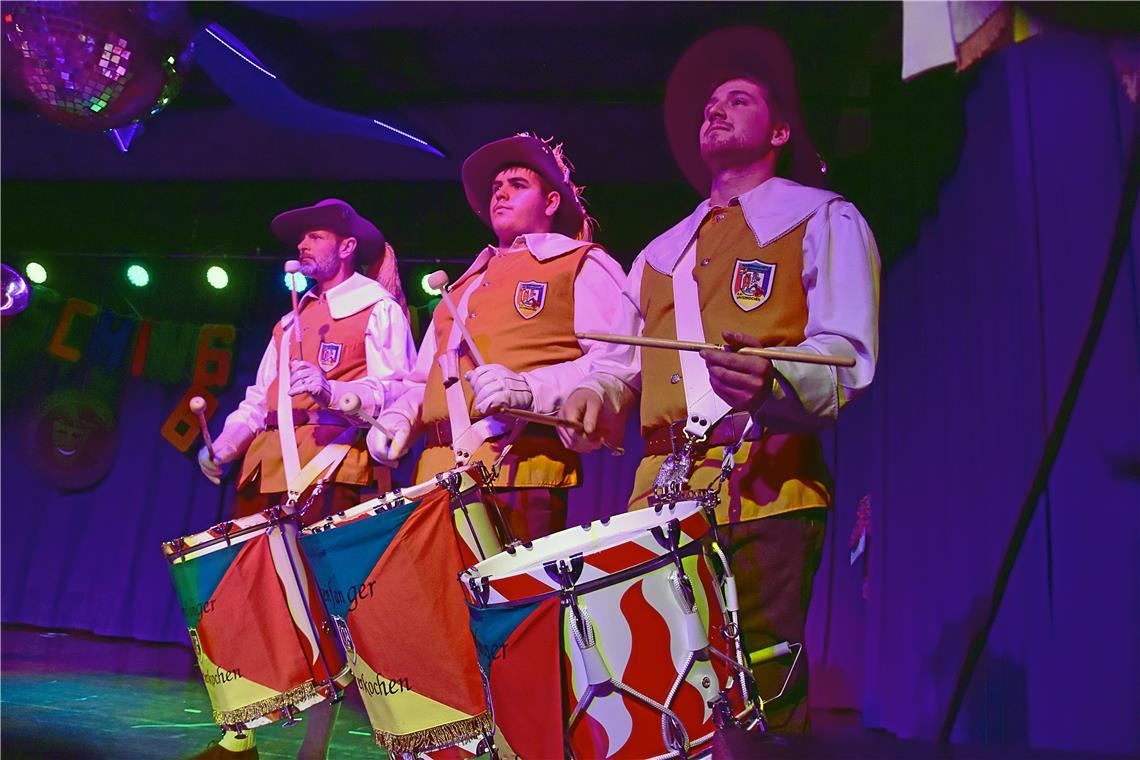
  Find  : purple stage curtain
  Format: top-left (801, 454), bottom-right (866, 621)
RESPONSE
top-left (802, 34), bottom-right (1139, 754)
top-left (2, 32), bottom-right (1135, 756)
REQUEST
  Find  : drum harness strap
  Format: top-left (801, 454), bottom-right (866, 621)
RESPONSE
top-left (269, 327), bottom-right (353, 708)
top-left (275, 324), bottom-right (358, 515)
top-left (440, 271), bottom-right (527, 469)
top-left (653, 237), bottom-right (760, 500)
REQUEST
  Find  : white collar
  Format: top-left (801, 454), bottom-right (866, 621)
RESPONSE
top-left (643, 177), bottom-right (840, 274)
top-left (453, 232), bottom-right (588, 289)
top-left (299, 272), bottom-right (392, 320)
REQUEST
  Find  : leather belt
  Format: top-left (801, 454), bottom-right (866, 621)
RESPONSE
top-left (424, 419), bottom-right (559, 449)
top-left (265, 409), bottom-right (360, 429)
top-left (642, 412), bottom-right (758, 456)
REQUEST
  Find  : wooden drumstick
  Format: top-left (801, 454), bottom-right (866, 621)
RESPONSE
top-left (427, 270), bottom-right (487, 366)
top-left (495, 407), bottom-right (586, 433)
top-left (575, 332), bottom-right (856, 368)
top-left (284, 260), bottom-right (304, 359)
top-left (189, 395), bottom-right (216, 461)
top-left (338, 392), bottom-right (384, 432)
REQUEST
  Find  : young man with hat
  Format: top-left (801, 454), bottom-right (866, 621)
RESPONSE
top-left (560, 27), bottom-right (881, 732)
top-left (192, 198), bottom-right (415, 758)
top-left (366, 133), bottom-right (626, 543)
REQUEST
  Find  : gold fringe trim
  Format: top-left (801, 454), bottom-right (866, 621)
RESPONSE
top-left (212, 679), bottom-right (320, 726)
top-left (373, 711), bottom-right (493, 754)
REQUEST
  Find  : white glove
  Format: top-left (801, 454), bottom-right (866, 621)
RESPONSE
top-left (367, 412), bottom-right (413, 464)
top-left (197, 440), bottom-right (239, 485)
top-left (467, 364), bottom-right (533, 415)
top-left (288, 360), bottom-right (332, 407)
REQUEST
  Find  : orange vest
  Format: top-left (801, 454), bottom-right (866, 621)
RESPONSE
top-left (240, 294), bottom-right (386, 494)
top-left (414, 244), bottom-right (593, 488)
top-left (631, 205), bottom-right (830, 521)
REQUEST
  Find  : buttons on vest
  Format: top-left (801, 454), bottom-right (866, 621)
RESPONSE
top-left (670, 373), bottom-right (681, 384)
top-left (700, 258), bottom-right (711, 266)
top-left (715, 213), bottom-right (725, 223)
top-left (468, 312), bottom-right (477, 319)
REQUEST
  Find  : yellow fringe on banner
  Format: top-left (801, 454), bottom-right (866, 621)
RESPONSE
top-left (212, 680), bottom-right (321, 726)
top-left (373, 711), bottom-right (494, 754)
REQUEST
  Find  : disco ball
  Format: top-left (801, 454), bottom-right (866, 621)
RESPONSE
top-left (1, 2), bottom-right (196, 130)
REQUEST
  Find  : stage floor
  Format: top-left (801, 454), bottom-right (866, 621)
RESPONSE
top-left (0, 625), bottom-right (1124, 759)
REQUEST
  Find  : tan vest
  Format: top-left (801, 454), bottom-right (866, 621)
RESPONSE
top-left (240, 295), bottom-right (385, 494)
top-left (632, 205), bottom-right (830, 521)
top-left (414, 244), bottom-right (593, 488)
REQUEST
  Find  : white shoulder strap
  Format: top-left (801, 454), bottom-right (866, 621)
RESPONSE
top-left (672, 240), bottom-right (733, 440)
top-left (440, 273), bottom-right (519, 465)
top-left (276, 329), bottom-right (356, 501)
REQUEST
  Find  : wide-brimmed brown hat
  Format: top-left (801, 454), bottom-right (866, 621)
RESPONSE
top-left (270, 198), bottom-right (386, 264)
top-left (461, 134), bottom-right (587, 238)
top-left (665, 26), bottom-right (824, 194)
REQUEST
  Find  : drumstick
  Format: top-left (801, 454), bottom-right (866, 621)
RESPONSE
top-left (495, 407), bottom-right (586, 433)
top-left (575, 332), bottom-right (856, 368)
top-left (189, 396), bottom-right (216, 461)
top-left (337, 392), bottom-right (384, 432)
top-left (427, 270), bottom-right (487, 366)
top-left (496, 407), bottom-right (624, 455)
top-left (284, 260), bottom-right (304, 360)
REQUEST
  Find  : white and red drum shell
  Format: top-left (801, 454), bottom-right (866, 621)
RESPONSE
top-left (462, 499), bottom-right (744, 758)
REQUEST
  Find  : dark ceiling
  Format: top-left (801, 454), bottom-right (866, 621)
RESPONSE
top-left (1, 1), bottom-right (974, 324)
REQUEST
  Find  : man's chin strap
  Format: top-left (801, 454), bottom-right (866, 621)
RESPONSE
top-left (276, 324), bottom-right (356, 505)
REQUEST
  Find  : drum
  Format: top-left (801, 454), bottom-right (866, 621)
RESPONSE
top-left (162, 507), bottom-right (350, 731)
top-left (461, 497), bottom-right (761, 759)
top-left (300, 464), bottom-right (506, 755)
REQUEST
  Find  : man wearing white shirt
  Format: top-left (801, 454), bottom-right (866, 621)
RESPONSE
top-left (367, 134), bottom-right (626, 542)
top-left (561, 28), bottom-right (880, 732)
top-left (197, 199), bottom-right (416, 525)
top-left (190, 200), bottom-right (414, 759)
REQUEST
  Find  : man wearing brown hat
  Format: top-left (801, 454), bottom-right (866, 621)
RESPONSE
top-left (192, 199), bottom-right (415, 757)
top-left (367, 133), bottom-right (626, 542)
top-left (560, 28), bottom-right (881, 732)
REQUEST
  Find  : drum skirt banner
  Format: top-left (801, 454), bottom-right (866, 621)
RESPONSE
top-left (300, 488), bottom-right (491, 753)
top-left (166, 521), bottom-right (347, 727)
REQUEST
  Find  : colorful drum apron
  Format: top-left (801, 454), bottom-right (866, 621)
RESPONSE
top-left (163, 508), bottom-right (350, 730)
top-left (301, 465), bottom-right (505, 755)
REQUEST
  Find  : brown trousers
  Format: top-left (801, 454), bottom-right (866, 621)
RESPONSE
top-left (492, 487), bottom-right (569, 544)
top-left (720, 508), bottom-right (827, 733)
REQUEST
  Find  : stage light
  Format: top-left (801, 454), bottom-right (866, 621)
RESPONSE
top-left (421, 273), bottom-right (442, 296)
top-left (206, 265), bottom-right (229, 289)
top-left (126, 264), bottom-right (150, 287)
top-left (284, 271), bottom-right (309, 292)
top-left (25, 262), bottom-right (47, 284)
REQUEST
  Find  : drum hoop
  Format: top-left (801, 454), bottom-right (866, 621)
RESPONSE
top-left (302, 465), bottom-right (488, 534)
top-left (163, 513), bottom-right (294, 563)
top-left (468, 536), bottom-right (708, 609)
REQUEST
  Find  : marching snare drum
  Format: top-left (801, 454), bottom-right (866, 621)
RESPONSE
top-left (300, 464), bottom-right (506, 755)
top-left (461, 497), bottom-right (760, 759)
top-left (162, 507), bottom-right (350, 731)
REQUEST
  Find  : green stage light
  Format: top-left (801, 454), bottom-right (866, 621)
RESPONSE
top-left (421, 273), bottom-right (442, 296)
top-left (126, 264), bottom-right (150, 287)
top-left (284, 271), bottom-right (309, 292)
top-left (25, 262), bottom-right (47, 284)
top-left (206, 266), bottom-right (229, 290)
